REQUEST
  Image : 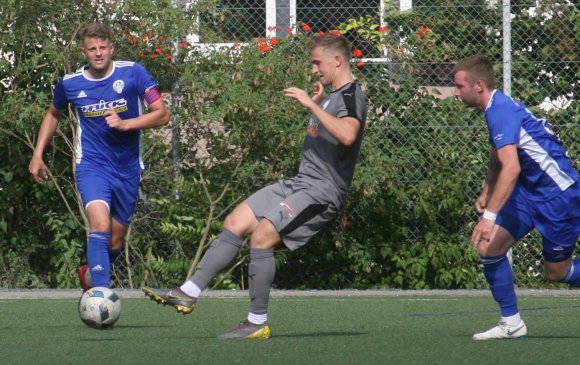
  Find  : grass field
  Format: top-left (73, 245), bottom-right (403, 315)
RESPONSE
top-left (1, 292), bottom-right (580, 364)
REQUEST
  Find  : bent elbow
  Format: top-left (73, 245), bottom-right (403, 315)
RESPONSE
top-left (341, 135), bottom-right (356, 146)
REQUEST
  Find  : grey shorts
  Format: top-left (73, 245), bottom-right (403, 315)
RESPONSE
top-left (245, 178), bottom-right (339, 250)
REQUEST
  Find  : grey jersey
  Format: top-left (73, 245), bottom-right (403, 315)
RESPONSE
top-left (297, 82), bottom-right (367, 204)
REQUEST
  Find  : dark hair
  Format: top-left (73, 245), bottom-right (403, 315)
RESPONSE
top-left (308, 34), bottom-right (351, 62)
top-left (453, 55), bottom-right (495, 89)
top-left (81, 22), bottom-right (112, 42)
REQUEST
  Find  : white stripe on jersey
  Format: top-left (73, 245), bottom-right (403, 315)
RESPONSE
top-left (63, 69), bottom-right (84, 80)
top-left (519, 128), bottom-right (576, 191)
top-left (137, 97), bottom-right (145, 170)
top-left (75, 109), bottom-right (84, 164)
top-left (115, 61), bottom-right (135, 67)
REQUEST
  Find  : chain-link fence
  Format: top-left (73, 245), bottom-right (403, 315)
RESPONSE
top-left (111, 0), bottom-right (578, 290)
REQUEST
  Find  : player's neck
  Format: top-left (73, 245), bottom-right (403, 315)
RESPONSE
top-left (331, 74), bottom-right (354, 92)
top-left (478, 89), bottom-right (493, 111)
top-left (85, 63), bottom-right (114, 80)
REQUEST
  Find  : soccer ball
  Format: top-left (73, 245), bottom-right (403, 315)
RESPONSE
top-left (78, 287), bottom-right (122, 329)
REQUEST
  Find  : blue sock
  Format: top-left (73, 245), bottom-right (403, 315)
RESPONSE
top-left (87, 231), bottom-right (111, 288)
top-left (481, 254), bottom-right (519, 317)
top-left (560, 260), bottom-right (580, 287)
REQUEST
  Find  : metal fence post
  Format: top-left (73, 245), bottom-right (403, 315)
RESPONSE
top-left (502, 0), bottom-right (511, 96)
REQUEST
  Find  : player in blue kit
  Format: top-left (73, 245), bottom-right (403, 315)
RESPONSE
top-left (453, 55), bottom-right (580, 340)
top-left (29, 23), bottom-right (170, 291)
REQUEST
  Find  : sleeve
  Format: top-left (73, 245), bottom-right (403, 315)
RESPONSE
top-left (485, 104), bottom-right (520, 149)
top-left (133, 63), bottom-right (162, 105)
top-left (52, 79), bottom-right (69, 110)
top-left (337, 85), bottom-right (365, 124)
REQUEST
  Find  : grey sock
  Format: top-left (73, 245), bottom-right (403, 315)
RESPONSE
top-left (248, 248), bottom-right (275, 314)
top-left (190, 229), bottom-right (243, 290)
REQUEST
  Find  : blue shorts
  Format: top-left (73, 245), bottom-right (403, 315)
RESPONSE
top-left (75, 164), bottom-right (140, 225)
top-left (497, 183), bottom-right (580, 262)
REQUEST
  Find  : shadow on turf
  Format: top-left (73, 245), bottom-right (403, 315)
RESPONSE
top-left (184, 331), bottom-right (367, 340)
top-left (409, 304), bottom-right (580, 318)
top-left (272, 331), bottom-right (366, 338)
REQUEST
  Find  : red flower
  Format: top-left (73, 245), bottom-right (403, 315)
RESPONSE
top-left (158, 35), bottom-right (165, 41)
top-left (416, 26), bottom-right (431, 39)
top-left (356, 61), bottom-right (366, 69)
top-left (352, 49), bottom-right (363, 58)
top-left (149, 54), bottom-right (157, 60)
top-left (257, 38), bottom-right (265, 44)
top-left (268, 38), bottom-right (279, 46)
top-left (301, 24), bottom-right (311, 32)
top-left (137, 50), bottom-right (145, 58)
top-left (378, 26), bottom-right (388, 33)
top-left (166, 54), bottom-right (173, 60)
top-left (155, 48), bottom-right (164, 55)
top-left (329, 29), bottom-right (342, 36)
top-left (128, 36), bottom-right (137, 45)
top-left (258, 43), bottom-right (271, 53)
top-left (285, 27), bottom-right (293, 34)
top-left (178, 41), bottom-right (190, 48)
top-left (318, 31), bottom-right (326, 36)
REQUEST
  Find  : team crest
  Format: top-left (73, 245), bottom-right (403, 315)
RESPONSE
top-left (113, 80), bottom-right (124, 94)
top-left (307, 117), bottom-right (320, 137)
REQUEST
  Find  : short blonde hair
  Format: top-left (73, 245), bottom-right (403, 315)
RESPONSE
top-left (308, 34), bottom-right (351, 62)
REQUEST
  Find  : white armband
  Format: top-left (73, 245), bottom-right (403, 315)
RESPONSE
top-left (482, 209), bottom-right (497, 222)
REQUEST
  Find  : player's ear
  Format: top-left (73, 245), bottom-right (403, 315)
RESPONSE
top-left (475, 79), bottom-right (485, 93)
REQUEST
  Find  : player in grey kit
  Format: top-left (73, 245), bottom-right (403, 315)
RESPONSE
top-left (143, 33), bottom-right (367, 339)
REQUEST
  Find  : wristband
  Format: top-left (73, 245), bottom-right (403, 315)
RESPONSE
top-left (482, 209), bottom-right (497, 222)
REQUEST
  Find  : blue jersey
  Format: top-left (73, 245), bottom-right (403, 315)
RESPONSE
top-left (485, 90), bottom-right (579, 201)
top-left (53, 61), bottom-right (159, 179)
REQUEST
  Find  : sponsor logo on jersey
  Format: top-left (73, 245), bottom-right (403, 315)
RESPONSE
top-left (280, 202), bottom-right (295, 218)
top-left (493, 133), bottom-right (503, 141)
top-left (113, 80), bottom-right (125, 94)
top-left (77, 90), bottom-right (87, 98)
top-left (81, 98), bottom-right (128, 117)
top-left (307, 117), bottom-right (320, 137)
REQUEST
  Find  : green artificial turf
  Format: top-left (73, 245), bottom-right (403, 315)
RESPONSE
top-left (1, 295), bottom-right (579, 364)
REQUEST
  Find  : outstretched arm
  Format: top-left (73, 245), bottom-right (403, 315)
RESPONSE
top-left (29, 105), bottom-right (61, 184)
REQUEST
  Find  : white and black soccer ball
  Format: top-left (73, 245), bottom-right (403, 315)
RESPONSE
top-left (78, 287), bottom-right (121, 329)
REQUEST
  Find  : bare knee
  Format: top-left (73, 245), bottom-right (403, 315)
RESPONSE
top-left (249, 220), bottom-right (280, 250)
top-left (544, 260), bottom-right (570, 282)
top-left (223, 203), bottom-right (258, 237)
top-left (110, 235), bottom-right (124, 251)
top-left (476, 240), bottom-right (509, 257)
